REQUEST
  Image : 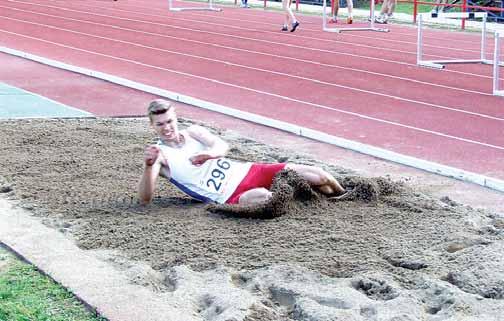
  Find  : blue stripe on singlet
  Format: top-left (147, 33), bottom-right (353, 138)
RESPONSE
top-left (169, 178), bottom-right (215, 203)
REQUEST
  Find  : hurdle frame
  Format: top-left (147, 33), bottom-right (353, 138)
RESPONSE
top-left (417, 12), bottom-right (493, 69)
top-left (494, 31), bottom-right (504, 96)
top-left (322, 0), bottom-right (389, 33)
top-left (168, 0), bottom-right (222, 12)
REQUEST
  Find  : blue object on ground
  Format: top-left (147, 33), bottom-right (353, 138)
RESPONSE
top-left (0, 83), bottom-right (93, 119)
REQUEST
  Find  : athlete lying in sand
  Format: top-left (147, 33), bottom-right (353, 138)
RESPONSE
top-left (138, 99), bottom-right (346, 205)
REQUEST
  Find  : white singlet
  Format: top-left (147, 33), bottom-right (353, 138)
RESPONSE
top-left (157, 131), bottom-right (252, 203)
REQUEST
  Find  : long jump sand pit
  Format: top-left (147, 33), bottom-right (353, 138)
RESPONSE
top-left (1, 117), bottom-right (503, 320)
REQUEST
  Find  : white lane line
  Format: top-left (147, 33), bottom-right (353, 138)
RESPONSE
top-left (3, 0), bottom-right (502, 86)
top-left (125, 0), bottom-right (495, 56)
top-left (127, 0), bottom-right (504, 51)
top-left (5, 0), bottom-right (497, 78)
top-left (1, 34), bottom-right (503, 151)
top-left (17, 0), bottom-right (494, 56)
top-left (2, 45), bottom-right (504, 192)
top-left (0, 6), bottom-right (493, 97)
top-left (1, 13), bottom-right (502, 123)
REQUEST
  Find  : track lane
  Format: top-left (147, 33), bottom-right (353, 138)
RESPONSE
top-left (5, 0), bottom-right (501, 81)
top-left (85, 0), bottom-right (504, 56)
top-left (1, 6), bottom-right (502, 116)
top-left (63, 0), bottom-right (504, 62)
top-left (4, 0), bottom-right (498, 66)
top-left (1, 3), bottom-right (501, 98)
top-left (1, 0), bottom-right (503, 179)
top-left (1, 14), bottom-right (503, 146)
top-left (1, 25), bottom-right (503, 151)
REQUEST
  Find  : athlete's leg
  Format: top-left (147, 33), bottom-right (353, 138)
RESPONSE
top-left (375, 0), bottom-right (389, 23)
top-left (282, 0), bottom-right (294, 23)
top-left (238, 187), bottom-right (272, 205)
top-left (282, 0), bottom-right (289, 26)
top-left (432, 0), bottom-right (444, 12)
top-left (331, 0), bottom-right (340, 22)
top-left (284, 0), bottom-right (298, 28)
top-left (346, 0), bottom-right (353, 23)
top-left (283, 0), bottom-right (299, 32)
top-left (285, 164), bottom-right (345, 195)
top-left (282, 0), bottom-right (291, 30)
top-left (380, 0), bottom-right (391, 16)
top-left (387, 0), bottom-right (396, 16)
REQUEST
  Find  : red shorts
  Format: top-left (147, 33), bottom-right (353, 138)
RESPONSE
top-left (225, 163), bottom-right (286, 204)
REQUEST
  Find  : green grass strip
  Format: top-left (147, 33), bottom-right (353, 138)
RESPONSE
top-left (0, 247), bottom-right (106, 321)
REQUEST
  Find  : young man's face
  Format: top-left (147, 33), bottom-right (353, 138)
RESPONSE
top-left (151, 108), bottom-right (179, 142)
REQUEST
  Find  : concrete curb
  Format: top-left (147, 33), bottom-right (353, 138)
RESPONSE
top-left (0, 197), bottom-right (195, 321)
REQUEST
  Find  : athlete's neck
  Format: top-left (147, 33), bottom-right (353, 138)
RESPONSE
top-left (163, 133), bottom-right (185, 148)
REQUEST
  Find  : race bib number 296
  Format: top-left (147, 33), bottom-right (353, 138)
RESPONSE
top-left (206, 159), bottom-right (231, 192)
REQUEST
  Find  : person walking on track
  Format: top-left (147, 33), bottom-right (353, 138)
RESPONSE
top-left (375, 0), bottom-right (396, 24)
top-left (329, 0), bottom-right (354, 24)
top-left (281, 0), bottom-right (300, 32)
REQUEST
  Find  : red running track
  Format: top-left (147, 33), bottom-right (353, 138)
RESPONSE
top-left (0, 0), bottom-right (503, 181)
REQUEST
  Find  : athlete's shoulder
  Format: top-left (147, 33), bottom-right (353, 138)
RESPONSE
top-left (186, 124), bottom-right (211, 136)
top-left (186, 125), bottom-right (217, 144)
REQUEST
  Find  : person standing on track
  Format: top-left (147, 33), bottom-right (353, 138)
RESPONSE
top-left (375, 0), bottom-right (396, 24)
top-left (329, 0), bottom-right (354, 24)
top-left (281, 0), bottom-right (300, 32)
top-left (138, 99), bottom-right (346, 205)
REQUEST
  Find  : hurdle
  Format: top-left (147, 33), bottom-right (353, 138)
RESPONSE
top-left (168, 0), bottom-right (222, 12)
top-left (417, 12), bottom-right (495, 69)
top-left (322, 0), bottom-right (389, 33)
top-left (494, 30), bottom-right (504, 96)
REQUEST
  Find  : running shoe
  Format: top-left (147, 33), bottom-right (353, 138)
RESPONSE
top-left (328, 17), bottom-right (338, 24)
top-left (281, 26), bottom-right (288, 31)
top-left (290, 21), bottom-right (300, 32)
top-left (375, 15), bottom-right (387, 24)
top-left (347, 17), bottom-right (353, 24)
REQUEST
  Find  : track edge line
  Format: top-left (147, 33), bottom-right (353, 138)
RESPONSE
top-left (2, 45), bottom-right (502, 193)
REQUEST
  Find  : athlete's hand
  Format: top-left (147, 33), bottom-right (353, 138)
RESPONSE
top-left (144, 145), bottom-right (160, 167)
top-left (190, 153), bottom-right (213, 166)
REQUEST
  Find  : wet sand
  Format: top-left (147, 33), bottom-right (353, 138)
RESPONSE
top-left (0, 118), bottom-right (503, 320)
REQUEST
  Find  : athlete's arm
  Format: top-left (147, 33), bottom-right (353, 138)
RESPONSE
top-left (138, 145), bottom-right (167, 204)
top-left (187, 125), bottom-right (229, 166)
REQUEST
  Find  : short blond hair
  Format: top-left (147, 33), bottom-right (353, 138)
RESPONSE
top-left (147, 99), bottom-right (173, 121)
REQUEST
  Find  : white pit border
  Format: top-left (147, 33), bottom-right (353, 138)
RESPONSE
top-left (1, 46), bottom-right (503, 192)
